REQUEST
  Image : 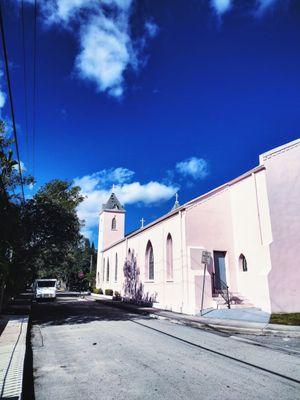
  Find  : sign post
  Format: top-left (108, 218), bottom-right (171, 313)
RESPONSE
top-left (200, 250), bottom-right (211, 316)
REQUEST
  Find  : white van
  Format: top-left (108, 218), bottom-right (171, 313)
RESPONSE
top-left (34, 279), bottom-right (57, 300)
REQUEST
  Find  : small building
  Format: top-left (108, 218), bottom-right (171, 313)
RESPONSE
top-left (96, 139), bottom-right (300, 315)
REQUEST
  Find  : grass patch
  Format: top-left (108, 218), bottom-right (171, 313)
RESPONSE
top-left (270, 313), bottom-right (300, 326)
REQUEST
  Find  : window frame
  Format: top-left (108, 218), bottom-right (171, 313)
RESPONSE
top-left (106, 258), bottom-right (110, 282)
top-left (166, 233), bottom-right (174, 281)
top-left (114, 253), bottom-right (118, 282)
top-left (111, 216), bottom-right (117, 231)
top-left (102, 257), bottom-right (105, 281)
top-left (239, 254), bottom-right (248, 272)
top-left (145, 241), bottom-right (154, 281)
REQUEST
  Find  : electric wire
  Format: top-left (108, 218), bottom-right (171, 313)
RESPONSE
top-left (0, 1), bottom-right (25, 202)
top-left (21, 0), bottom-right (30, 173)
top-left (32, 0), bottom-right (37, 178)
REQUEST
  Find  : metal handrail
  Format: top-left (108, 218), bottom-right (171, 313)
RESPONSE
top-left (212, 273), bottom-right (231, 309)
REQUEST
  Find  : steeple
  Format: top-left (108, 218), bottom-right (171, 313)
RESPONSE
top-left (102, 190), bottom-right (125, 211)
top-left (98, 187), bottom-right (125, 251)
top-left (171, 192), bottom-right (180, 211)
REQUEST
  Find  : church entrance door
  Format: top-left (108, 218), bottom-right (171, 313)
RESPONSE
top-left (213, 251), bottom-right (227, 291)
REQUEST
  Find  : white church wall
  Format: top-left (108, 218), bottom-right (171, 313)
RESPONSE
top-left (262, 139), bottom-right (300, 313)
top-left (185, 188), bottom-right (236, 314)
top-left (96, 139), bottom-right (300, 315)
top-left (229, 170), bottom-right (272, 312)
top-left (98, 212), bottom-right (189, 314)
top-left (98, 209), bottom-right (125, 251)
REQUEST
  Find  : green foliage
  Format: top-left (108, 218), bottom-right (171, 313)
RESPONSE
top-left (0, 122), bottom-right (34, 306)
top-left (20, 180), bottom-right (87, 283)
top-left (270, 313), bottom-right (300, 326)
top-left (105, 289), bottom-right (113, 296)
top-left (92, 288), bottom-right (103, 294)
top-left (0, 120), bottom-right (97, 308)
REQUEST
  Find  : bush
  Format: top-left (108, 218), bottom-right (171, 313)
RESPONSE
top-left (105, 289), bottom-right (113, 296)
top-left (92, 288), bottom-right (103, 294)
top-left (114, 291), bottom-right (121, 298)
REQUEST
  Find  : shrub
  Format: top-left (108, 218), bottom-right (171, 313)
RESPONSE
top-left (114, 291), bottom-right (121, 298)
top-left (92, 288), bottom-right (103, 294)
top-left (105, 289), bottom-right (113, 296)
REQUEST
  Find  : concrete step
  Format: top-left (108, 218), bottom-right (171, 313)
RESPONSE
top-left (212, 293), bottom-right (255, 309)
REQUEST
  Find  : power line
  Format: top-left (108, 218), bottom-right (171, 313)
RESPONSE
top-left (21, 0), bottom-right (30, 173)
top-left (0, 1), bottom-right (25, 202)
top-left (32, 0), bottom-right (37, 178)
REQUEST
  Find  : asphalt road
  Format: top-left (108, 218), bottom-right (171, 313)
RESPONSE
top-left (29, 297), bottom-right (300, 400)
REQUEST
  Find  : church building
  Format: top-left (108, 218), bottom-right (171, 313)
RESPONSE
top-left (96, 139), bottom-right (300, 315)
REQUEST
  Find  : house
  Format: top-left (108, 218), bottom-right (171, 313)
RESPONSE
top-left (96, 139), bottom-right (300, 315)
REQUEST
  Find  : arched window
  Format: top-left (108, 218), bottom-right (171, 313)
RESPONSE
top-left (239, 254), bottom-right (248, 272)
top-left (146, 241), bottom-right (154, 280)
top-left (111, 216), bottom-right (117, 230)
top-left (166, 233), bottom-right (173, 280)
top-left (106, 258), bottom-right (110, 282)
top-left (102, 258), bottom-right (105, 281)
top-left (115, 253), bottom-right (118, 282)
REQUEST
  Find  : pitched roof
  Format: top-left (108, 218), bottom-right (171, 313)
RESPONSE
top-left (102, 192), bottom-right (125, 211)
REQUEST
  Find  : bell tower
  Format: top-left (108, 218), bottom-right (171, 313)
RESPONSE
top-left (98, 191), bottom-right (125, 251)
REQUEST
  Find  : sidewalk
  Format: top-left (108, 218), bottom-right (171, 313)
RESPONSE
top-left (91, 294), bottom-right (300, 338)
top-left (0, 316), bottom-right (29, 400)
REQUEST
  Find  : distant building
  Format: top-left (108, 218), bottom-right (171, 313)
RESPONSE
top-left (96, 139), bottom-right (300, 314)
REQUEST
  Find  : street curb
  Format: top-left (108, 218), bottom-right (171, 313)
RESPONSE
top-left (0, 315), bottom-right (29, 399)
top-left (92, 296), bottom-right (300, 337)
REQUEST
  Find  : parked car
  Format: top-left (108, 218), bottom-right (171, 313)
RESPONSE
top-left (34, 279), bottom-right (57, 300)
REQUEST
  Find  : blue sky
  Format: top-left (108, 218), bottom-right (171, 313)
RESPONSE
top-left (1, 0), bottom-right (300, 243)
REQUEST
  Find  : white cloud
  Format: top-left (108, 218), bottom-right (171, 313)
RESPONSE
top-left (0, 91), bottom-right (5, 109)
top-left (100, 167), bottom-right (135, 184)
top-left (176, 157), bottom-right (209, 180)
top-left (210, 0), bottom-right (281, 16)
top-left (115, 181), bottom-right (177, 205)
top-left (13, 160), bottom-right (26, 172)
top-left (210, 0), bottom-right (232, 15)
top-left (76, 12), bottom-right (133, 97)
top-left (20, 0), bottom-right (157, 98)
top-left (74, 167), bottom-right (134, 192)
top-left (257, 0), bottom-right (278, 14)
top-left (0, 70), bottom-right (6, 110)
top-left (74, 167), bottom-right (178, 239)
top-left (145, 21), bottom-right (159, 38)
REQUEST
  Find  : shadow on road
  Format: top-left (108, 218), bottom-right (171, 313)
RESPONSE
top-left (31, 297), bottom-right (149, 328)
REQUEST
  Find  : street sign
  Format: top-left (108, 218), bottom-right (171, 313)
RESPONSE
top-left (201, 250), bottom-right (211, 265)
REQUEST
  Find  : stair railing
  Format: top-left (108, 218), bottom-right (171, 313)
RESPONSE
top-left (212, 273), bottom-right (231, 309)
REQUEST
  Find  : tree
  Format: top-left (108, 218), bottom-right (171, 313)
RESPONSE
top-left (0, 121), bottom-right (33, 309)
top-left (1, 119), bottom-right (96, 307)
top-left (21, 180), bottom-right (84, 283)
top-left (68, 238), bottom-right (97, 290)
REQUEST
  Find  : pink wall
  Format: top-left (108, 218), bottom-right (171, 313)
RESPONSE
top-left (98, 210), bottom-right (125, 251)
top-left (185, 169), bottom-right (273, 312)
top-left (262, 141), bottom-right (300, 313)
top-left (185, 188), bottom-right (237, 292)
